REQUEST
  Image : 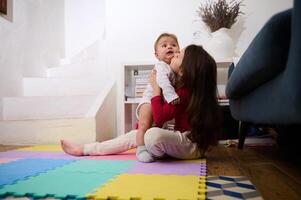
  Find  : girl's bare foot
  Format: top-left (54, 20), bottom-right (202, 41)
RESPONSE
top-left (60, 140), bottom-right (84, 156)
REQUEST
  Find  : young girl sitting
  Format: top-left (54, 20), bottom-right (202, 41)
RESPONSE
top-left (61, 44), bottom-right (221, 160)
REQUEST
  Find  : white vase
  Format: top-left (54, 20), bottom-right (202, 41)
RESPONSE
top-left (205, 28), bottom-right (235, 60)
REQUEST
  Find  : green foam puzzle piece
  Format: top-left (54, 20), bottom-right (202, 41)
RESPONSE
top-left (0, 160), bottom-right (134, 199)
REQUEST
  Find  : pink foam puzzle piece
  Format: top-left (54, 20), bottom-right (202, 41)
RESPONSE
top-left (0, 151), bottom-right (77, 159)
top-left (0, 149), bottom-right (137, 160)
top-left (0, 158), bottom-right (21, 164)
top-left (83, 150), bottom-right (137, 160)
top-left (85, 154), bottom-right (136, 160)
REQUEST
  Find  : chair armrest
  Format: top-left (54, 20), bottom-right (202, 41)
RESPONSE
top-left (226, 9), bottom-right (292, 99)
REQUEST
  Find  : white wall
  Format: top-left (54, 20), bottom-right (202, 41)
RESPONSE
top-left (104, 0), bottom-right (293, 135)
top-left (64, 0), bottom-right (105, 59)
top-left (193, 0), bottom-right (293, 55)
top-left (234, 0), bottom-right (293, 54)
top-left (0, 0), bottom-right (65, 98)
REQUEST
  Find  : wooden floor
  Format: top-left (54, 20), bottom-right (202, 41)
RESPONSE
top-left (207, 144), bottom-right (301, 200)
top-left (1, 144), bottom-right (301, 200)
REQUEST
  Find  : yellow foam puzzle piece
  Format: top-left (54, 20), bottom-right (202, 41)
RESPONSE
top-left (16, 145), bottom-right (62, 152)
top-left (87, 174), bottom-right (206, 200)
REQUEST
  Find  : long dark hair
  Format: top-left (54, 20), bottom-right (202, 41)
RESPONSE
top-left (181, 45), bottom-right (221, 154)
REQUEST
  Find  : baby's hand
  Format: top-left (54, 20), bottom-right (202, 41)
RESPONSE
top-left (171, 98), bottom-right (180, 105)
top-left (149, 69), bottom-right (161, 96)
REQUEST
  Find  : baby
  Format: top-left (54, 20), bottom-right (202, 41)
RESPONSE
top-left (136, 33), bottom-right (180, 162)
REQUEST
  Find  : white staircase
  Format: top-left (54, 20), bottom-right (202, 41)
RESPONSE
top-left (0, 47), bottom-right (117, 145)
top-left (2, 95), bottom-right (96, 120)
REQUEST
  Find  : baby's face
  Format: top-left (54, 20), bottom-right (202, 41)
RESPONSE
top-left (155, 36), bottom-right (180, 64)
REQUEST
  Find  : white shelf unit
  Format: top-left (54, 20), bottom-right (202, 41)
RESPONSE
top-left (124, 63), bottom-right (154, 132)
top-left (123, 60), bottom-right (233, 132)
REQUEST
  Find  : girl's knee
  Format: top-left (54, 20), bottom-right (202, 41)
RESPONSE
top-left (144, 127), bottom-right (165, 157)
top-left (144, 127), bottom-right (162, 144)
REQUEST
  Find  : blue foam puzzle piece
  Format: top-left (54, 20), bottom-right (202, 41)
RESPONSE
top-left (0, 158), bottom-right (75, 187)
top-left (0, 160), bottom-right (135, 199)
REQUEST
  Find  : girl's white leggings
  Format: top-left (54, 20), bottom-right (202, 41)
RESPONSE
top-left (83, 127), bottom-right (201, 159)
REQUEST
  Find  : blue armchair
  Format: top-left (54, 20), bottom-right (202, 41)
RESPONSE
top-left (226, 0), bottom-right (300, 150)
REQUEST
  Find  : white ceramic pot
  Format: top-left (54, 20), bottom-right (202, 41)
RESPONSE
top-left (205, 28), bottom-right (235, 60)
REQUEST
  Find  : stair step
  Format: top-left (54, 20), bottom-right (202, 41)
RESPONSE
top-left (2, 95), bottom-right (96, 120)
top-left (0, 80), bottom-right (117, 145)
top-left (46, 60), bottom-right (105, 78)
top-left (0, 118), bottom-right (96, 145)
top-left (23, 77), bottom-right (105, 96)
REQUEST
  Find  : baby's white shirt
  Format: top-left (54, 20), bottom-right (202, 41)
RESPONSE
top-left (135, 61), bottom-right (179, 118)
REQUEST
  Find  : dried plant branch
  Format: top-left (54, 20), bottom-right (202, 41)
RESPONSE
top-left (197, 0), bottom-right (244, 32)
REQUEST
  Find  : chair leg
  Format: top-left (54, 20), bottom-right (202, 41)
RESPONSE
top-left (238, 121), bottom-right (248, 149)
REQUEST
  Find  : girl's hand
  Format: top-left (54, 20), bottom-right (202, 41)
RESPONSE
top-left (149, 69), bottom-right (161, 96)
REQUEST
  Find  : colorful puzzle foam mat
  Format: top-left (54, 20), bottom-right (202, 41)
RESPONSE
top-left (0, 145), bottom-right (205, 199)
top-left (0, 145), bottom-right (262, 199)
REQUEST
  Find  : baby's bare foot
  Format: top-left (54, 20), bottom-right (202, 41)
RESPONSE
top-left (61, 140), bottom-right (84, 156)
